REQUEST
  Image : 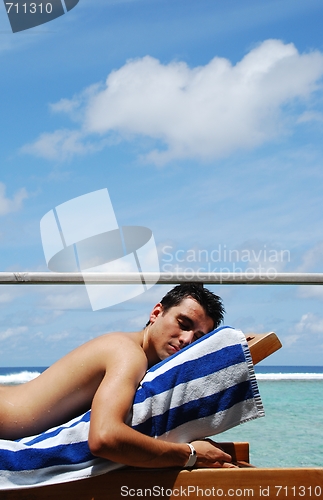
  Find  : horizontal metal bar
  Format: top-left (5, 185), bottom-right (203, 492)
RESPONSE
top-left (1, 272), bottom-right (323, 285)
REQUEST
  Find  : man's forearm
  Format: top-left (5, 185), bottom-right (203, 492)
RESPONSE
top-left (88, 422), bottom-right (190, 468)
top-left (88, 423), bottom-right (234, 469)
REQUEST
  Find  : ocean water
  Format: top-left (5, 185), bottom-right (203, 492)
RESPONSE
top-left (219, 366), bottom-right (323, 468)
top-left (0, 367), bottom-right (47, 385)
top-left (0, 366), bottom-right (322, 468)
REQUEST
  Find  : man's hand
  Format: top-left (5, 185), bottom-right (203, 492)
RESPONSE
top-left (190, 439), bottom-right (238, 468)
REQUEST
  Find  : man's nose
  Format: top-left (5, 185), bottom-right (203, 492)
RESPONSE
top-left (178, 331), bottom-right (195, 347)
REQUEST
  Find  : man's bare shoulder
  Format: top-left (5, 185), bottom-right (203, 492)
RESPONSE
top-left (79, 331), bottom-right (144, 356)
top-left (27, 330), bottom-right (147, 394)
top-left (63, 330), bottom-right (147, 375)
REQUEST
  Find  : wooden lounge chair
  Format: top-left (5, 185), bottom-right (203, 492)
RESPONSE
top-left (2, 333), bottom-right (323, 500)
top-left (246, 331), bottom-right (282, 365)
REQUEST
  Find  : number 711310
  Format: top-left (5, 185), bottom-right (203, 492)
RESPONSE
top-left (275, 485), bottom-right (322, 497)
top-left (5, 3), bottom-right (54, 14)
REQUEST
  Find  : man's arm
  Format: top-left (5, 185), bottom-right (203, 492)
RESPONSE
top-left (88, 337), bottom-right (234, 469)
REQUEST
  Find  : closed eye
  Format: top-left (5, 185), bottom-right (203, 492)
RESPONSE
top-left (178, 320), bottom-right (190, 331)
top-left (193, 331), bottom-right (205, 342)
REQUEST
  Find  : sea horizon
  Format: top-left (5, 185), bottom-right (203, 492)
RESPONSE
top-left (1, 365), bottom-right (323, 385)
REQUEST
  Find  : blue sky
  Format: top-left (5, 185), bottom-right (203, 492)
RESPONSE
top-left (1, 0), bottom-right (323, 366)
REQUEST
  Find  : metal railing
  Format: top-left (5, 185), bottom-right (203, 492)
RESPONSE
top-left (1, 272), bottom-right (323, 285)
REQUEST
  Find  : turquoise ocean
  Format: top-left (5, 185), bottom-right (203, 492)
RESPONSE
top-left (220, 366), bottom-right (323, 468)
top-left (0, 366), bottom-right (322, 468)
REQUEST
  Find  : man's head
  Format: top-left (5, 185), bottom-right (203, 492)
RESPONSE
top-left (147, 283), bottom-right (225, 330)
top-left (145, 284), bottom-right (225, 362)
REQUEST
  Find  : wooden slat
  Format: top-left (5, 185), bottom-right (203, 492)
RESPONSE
top-left (246, 332), bottom-right (282, 365)
top-left (218, 442), bottom-right (250, 463)
top-left (1, 466), bottom-right (322, 499)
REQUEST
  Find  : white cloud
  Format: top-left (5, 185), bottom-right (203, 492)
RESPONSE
top-left (240, 320), bottom-right (266, 333)
top-left (22, 39), bottom-right (323, 164)
top-left (46, 331), bottom-right (71, 342)
top-left (21, 129), bottom-right (106, 162)
top-left (0, 326), bottom-right (28, 341)
top-left (0, 182), bottom-right (28, 216)
top-left (0, 291), bottom-right (17, 304)
top-left (294, 312), bottom-right (323, 335)
top-left (0, 288), bottom-right (33, 308)
top-left (297, 111), bottom-right (323, 124)
top-left (49, 83), bottom-right (103, 121)
top-left (296, 242), bottom-right (323, 272)
top-left (41, 286), bottom-right (90, 310)
top-left (297, 286), bottom-right (323, 301)
top-left (283, 334), bottom-right (301, 348)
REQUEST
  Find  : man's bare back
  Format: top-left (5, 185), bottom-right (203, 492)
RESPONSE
top-left (0, 331), bottom-right (146, 440)
top-left (0, 285), bottom-right (236, 469)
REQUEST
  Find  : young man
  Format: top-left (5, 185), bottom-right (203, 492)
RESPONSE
top-left (0, 284), bottom-right (236, 469)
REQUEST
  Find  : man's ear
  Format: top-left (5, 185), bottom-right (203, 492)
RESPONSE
top-left (149, 303), bottom-right (164, 324)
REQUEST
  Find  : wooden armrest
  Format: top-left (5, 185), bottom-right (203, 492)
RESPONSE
top-left (246, 332), bottom-right (282, 365)
top-left (217, 442), bottom-right (250, 463)
top-left (4, 466), bottom-right (323, 499)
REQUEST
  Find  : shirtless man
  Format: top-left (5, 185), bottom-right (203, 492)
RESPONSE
top-left (0, 284), bottom-right (235, 469)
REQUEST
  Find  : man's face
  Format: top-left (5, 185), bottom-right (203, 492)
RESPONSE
top-left (148, 297), bottom-right (214, 361)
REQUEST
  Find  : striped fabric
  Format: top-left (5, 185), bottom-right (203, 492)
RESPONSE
top-left (0, 326), bottom-right (264, 489)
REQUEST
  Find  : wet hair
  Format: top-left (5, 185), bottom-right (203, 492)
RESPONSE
top-left (147, 283), bottom-right (225, 329)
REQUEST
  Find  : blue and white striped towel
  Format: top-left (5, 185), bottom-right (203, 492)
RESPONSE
top-left (0, 326), bottom-right (264, 489)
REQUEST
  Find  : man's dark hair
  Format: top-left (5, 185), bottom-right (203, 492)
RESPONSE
top-left (147, 283), bottom-right (225, 329)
